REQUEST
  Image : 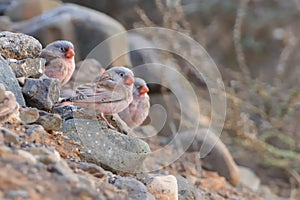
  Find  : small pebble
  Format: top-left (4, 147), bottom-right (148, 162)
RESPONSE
top-left (19, 107), bottom-right (39, 124)
top-left (28, 147), bottom-right (61, 165)
top-left (146, 175), bottom-right (178, 200)
top-left (35, 110), bottom-right (62, 131)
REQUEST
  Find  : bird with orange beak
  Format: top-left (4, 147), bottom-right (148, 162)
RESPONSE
top-left (56, 66), bottom-right (135, 128)
top-left (118, 77), bottom-right (150, 128)
top-left (41, 40), bottom-right (75, 86)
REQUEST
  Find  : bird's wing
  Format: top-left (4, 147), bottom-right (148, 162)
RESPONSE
top-left (74, 83), bottom-right (126, 103)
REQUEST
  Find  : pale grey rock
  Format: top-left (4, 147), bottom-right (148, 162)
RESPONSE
top-left (35, 110), bottom-right (62, 131)
top-left (176, 176), bottom-right (197, 200)
top-left (0, 31), bottom-right (42, 59)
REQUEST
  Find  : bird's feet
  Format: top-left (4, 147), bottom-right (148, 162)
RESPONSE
top-left (97, 113), bottom-right (116, 129)
top-left (111, 114), bottom-right (134, 136)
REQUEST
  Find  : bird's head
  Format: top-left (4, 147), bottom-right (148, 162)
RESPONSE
top-left (133, 77), bottom-right (149, 96)
top-left (107, 66), bottom-right (135, 86)
top-left (46, 40), bottom-right (75, 59)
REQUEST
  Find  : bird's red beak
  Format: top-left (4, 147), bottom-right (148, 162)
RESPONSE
top-left (139, 85), bottom-right (149, 94)
top-left (125, 75), bottom-right (134, 85)
top-left (65, 48), bottom-right (75, 59)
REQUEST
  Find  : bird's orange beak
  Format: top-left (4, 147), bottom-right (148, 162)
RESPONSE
top-left (65, 48), bottom-right (75, 59)
top-left (125, 75), bottom-right (134, 85)
top-left (139, 85), bottom-right (149, 94)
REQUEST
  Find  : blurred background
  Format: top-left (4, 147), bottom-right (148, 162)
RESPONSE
top-left (2, 0), bottom-right (300, 198)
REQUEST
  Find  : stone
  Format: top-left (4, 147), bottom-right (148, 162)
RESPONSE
top-left (75, 162), bottom-right (107, 179)
top-left (238, 166), bottom-right (261, 191)
top-left (0, 58), bottom-right (26, 106)
top-left (0, 31), bottom-right (42, 60)
top-left (146, 175), bottom-right (178, 200)
top-left (22, 77), bottom-right (60, 111)
top-left (0, 127), bottom-right (20, 145)
top-left (0, 83), bottom-right (5, 102)
top-left (61, 118), bottom-right (151, 173)
top-left (6, 190), bottom-right (28, 199)
top-left (35, 110), bottom-right (62, 131)
top-left (49, 159), bottom-right (78, 183)
top-left (176, 129), bottom-right (240, 186)
top-left (8, 58), bottom-right (45, 78)
top-left (28, 146), bottom-right (61, 165)
top-left (17, 149), bottom-right (37, 165)
top-left (5, 0), bottom-right (61, 21)
top-left (13, 3), bottom-right (131, 66)
top-left (176, 176), bottom-right (198, 200)
top-left (109, 176), bottom-right (150, 200)
top-left (0, 86), bottom-right (20, 123)
top-left (52, 105), bottom-right (77, 121)
top-left (72, 175), bottom-right (98, 198)
top-left (24, 124), bottom-right (46, 143)
top-left (19, 107), bottom-right (39, 124)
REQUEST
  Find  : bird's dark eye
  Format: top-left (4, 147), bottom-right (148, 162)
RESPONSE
top-left (60, 47), bottom-right (66, 52)
top-left (119, 73), bottom-right (124, 77)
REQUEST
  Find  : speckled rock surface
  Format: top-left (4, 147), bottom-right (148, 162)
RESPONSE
top-left (62, 118), bottom-right (151, 173)
top-left (0, 31), bottom-right (42, 59)
top-left (9, 58), bottom-right (45, 78)
top-left (176, 176), bottom-right (199, 200)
